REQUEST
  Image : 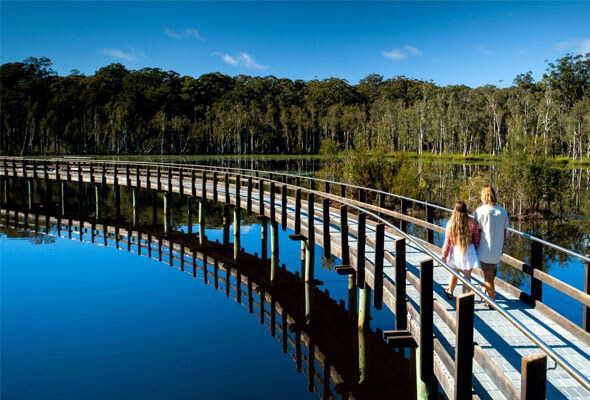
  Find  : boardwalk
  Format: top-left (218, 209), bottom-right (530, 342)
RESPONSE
top-left (1, 158), bottom-right (589, 400)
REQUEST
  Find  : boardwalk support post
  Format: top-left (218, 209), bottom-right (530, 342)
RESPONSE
top-left (348, 274), bottom-right (357, 321)
top-left (281, 184), bottom-right (287, 231)
top-left (28, 180), bottom-right (33, 209)
top-left (323, 198), bottom-right (330, 258)
top-left (584, 256), bottom-right (590, 333)
top-left (61, 181), bottom-right (66, 215)
top-left (357, 212), bottom-right (366, 287)
top-left (305, 193), bottom-right (315, 282)
top-left (374, 223), bottom-right (385, 309)
top-left (454, 293), bottom-right (475, 400)
top-left (340, 205), bottom-right (350, 266)
top-left (521, 353), bottom-right (547, 400)
top-left (358, 283), bottom-right (371, 331)
top-left (395, 238), bottom-right (407, 330)
top-left (187, 197), bottom-right (193, 236)
top-left (94, 184), bottom-right (102, 220)
top-left (163, 191), bottom-right (170, 234)
top-left (294, 189), bottom-right (301, 234)
top-left (261, 218), bottom-right (268, 260)
top-left (530, 240), bottom-right (543, 302)
top-left (132, 188), bottom-right (138, 227)
top-left (419, 258), bottom-right (435, 398)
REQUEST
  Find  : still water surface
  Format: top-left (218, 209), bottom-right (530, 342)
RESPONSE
top-left (1, 181), bottom-right (413, 399)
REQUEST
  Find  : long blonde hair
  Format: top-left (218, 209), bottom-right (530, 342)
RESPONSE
top-left (448, 201), bottom-right (471, 256)
top-left (481, 185), bottom-right (498, 206)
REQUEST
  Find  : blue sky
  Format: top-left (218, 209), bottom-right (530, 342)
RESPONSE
top-left (1, 1), bottom-right (589, 87)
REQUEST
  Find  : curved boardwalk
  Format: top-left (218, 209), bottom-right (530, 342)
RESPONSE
top-left (1, 159), bottom-right (589, 399)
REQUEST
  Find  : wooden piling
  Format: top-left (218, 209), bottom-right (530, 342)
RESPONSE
top-left (247, 176), bottom-right (253, 213)
top-left (259, 178), bottom-right (265, 216)
top-left (305, 282), bottom-right (313, 325)
top-left (530, 240), bottom-right (543, 302)
top-left (520, 354), bottom-right (547, 400)
top-left (358, 284), bottom-right (371, 331)
top-left (395, 238), bottom-right (407, 330)
top-left (348, 273), bottom-right (357, 320)
top-left (294, 188), bottom-right (301, 234)
top-left (340, 205), bottom-right (350, 266)
top-left (233, 205), bottom-right (240, 261)
top-left (213, 172), bottom-right (218, 203)
top-left (419, 258), bottom-right (435, 393)
top-left (373, 223), bottom-right (385, 310)
top-left (201, 171), bottom-right (207, 201)
top-left (305, 193), bottom-right (315, 282)
top-left (357, 212), bottom-right (366, 287)
top-left (261, 218), bottom-right (268, 260)
top-left (224, 173), bottom-right (230, 204)
top-left (584, 257), bottom-right (590, 333)
top-left (281, 184), bottom-right (287, 231)
top-left (198, 198), bottom-right (205, 245)
top-left (322, 198), bottom-right (330, 258)
top-left (454, 293), bottom-right (475, 400)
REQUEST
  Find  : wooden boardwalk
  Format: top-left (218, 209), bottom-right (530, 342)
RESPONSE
top-left (1, 158), bottom-right (589, 399)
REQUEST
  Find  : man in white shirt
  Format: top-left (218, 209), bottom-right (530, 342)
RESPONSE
top-left (474, 185), bottom-right (509, 304)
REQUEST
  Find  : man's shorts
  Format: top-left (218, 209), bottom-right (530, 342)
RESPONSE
top-left (480, 262), bottom-right (497, 278)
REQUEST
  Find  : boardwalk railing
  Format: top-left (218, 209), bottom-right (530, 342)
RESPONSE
top-left (1, 156), bottom-right (589, 399)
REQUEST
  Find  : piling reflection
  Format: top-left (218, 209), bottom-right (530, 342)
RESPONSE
top-left (1, 176), bottom-right (416, 399)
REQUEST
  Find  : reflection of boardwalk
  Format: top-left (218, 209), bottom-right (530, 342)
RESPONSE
top-left (1, 159), bottom-right (589, 399)
top-left (1, 207), bottom-right (413, 400)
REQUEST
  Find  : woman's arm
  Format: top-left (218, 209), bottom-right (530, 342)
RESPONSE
top-left (471, 219), bottom-right (480, 249)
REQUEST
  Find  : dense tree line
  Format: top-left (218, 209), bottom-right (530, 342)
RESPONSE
top-left (1, 54), bottom-right (589, 159)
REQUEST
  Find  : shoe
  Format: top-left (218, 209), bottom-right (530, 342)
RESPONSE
top-left (444, 289), bottom-right (453, 300)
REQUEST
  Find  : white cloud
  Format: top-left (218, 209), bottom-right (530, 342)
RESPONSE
top-left (405, 45), bottom-right (422, 56)
top-left (100, 48), bottom-right (144, 62)
top-left (164, 28), bottom-right (181, 39)
top-left (555, 38), bottom-right (590, 54)
top-left (184, 28), bottom-right (205, 42)
top-left (383, 49), bottom-right (406, 60)
top-left (476, 45), bottom-right (493, 55)
top-left (383, 44), bottom-right (422, 61)
top-left (213, 52), bottom-right (268, 69)
top-left (165, 27), bottom-right (205, 42)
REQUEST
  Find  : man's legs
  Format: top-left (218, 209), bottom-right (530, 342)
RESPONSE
top-left (480, 262), bottom-right (497, 300)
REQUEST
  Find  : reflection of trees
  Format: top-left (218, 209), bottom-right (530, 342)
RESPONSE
top-left (0, 227), bottom-right (57, 244)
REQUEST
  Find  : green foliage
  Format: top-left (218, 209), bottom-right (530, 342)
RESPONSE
top-left (1, 54), bottom-right (589, 161)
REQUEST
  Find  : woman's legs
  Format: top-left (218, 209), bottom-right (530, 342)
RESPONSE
top-left (447, 269), bottom-right (459, 295)
top-left (461, 269), bottom-right (472, 294)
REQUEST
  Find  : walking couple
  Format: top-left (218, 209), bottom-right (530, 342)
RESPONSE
top-left (441, 185), bottom-right (509, 307)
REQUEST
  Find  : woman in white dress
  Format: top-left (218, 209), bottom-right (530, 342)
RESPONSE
top-left (441, 201), bottom-right (481, 299)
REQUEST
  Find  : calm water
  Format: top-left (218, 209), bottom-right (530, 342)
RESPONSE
top-left (1, 180), bottom-right (413, 399)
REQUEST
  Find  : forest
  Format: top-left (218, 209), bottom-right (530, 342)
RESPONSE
top-left (1, 54), bottom-right (589, 160)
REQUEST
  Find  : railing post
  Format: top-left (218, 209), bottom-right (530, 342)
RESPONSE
top-left (259, 178), bottom-right (265, 216)
top-left (89, 163), bottom-right (93, 184)
top-left (213, 172), bottom-right (218, 203)
top-left (305, 193), bottom-right (315, 282)
top-left (270, 181), bottom-right (275, 222)
top-left (340, 205), bottom-right (350, 266)
top-left (454, 293), bottom-right (474, 400)
top-left (395, 238), bottom-right (407, 330)
top-left (322, 198), bottom-right (330, 258)
top-left (419, 258), bottom-right (435, 393)
top-left (191, 169), bottom-right (196, 196)
top-left (136, 165), bottom-right (140, 188)
top-left (294, 188), bottom-right (301, 234)
top-left (167, 167), bottom-right (172, 192)
top-left (340, 184), bottom-right (346, 198)
top-left (224, 173), bottom-right (230, 204)
top-left (157, 166), bottom-right (161, 191)
top-left (373, 223), bottom-right (384, 310)
top-left (357, 212), bottom-right (366, 287)
top-left (247, 176), bottom-right (253, 213)
top-left (281, 184), bottom-right (287, 231)
top-left (179, 168), bottom-right (184, 195)
top-left (358, 188), bottom-right (365, 204)
top-left (530, 240), bottom-right (543, 302)
top-left (584, 256), bottom-right (590, 333)
top-left (112, 162), bottom-right (117, 185)
top-left (101, 163), bottom-right (106, 185)
top-left (520, 354), bottom-right (547, 400)
top-left (126, 164), bottom-right (130, 186)
top-left (44, 160), bottom-right (48, 180)
top-left (145, 165), bottom-right (150, 189)
top-left (427, 205), bottom-right (434, 244)
top-left (201, 170), bottom-right (207, 201)
top-left (401, 198), bottom-right (408, 233)
top-left (325, 181), bottom-right (330, 194)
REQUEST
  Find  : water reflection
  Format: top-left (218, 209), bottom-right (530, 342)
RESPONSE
top-left (1, 177), bottom-right (415, 399)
